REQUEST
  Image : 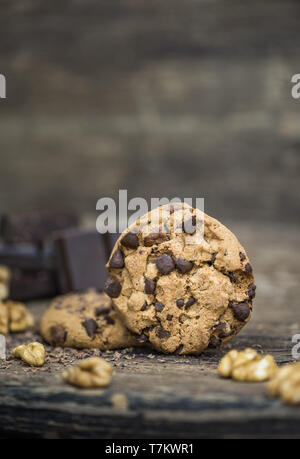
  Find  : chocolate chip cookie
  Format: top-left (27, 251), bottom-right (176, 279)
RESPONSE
top-left (105, 203), bottom-right (256, 355)
top-left (40, 290), bottom-right (139, 349)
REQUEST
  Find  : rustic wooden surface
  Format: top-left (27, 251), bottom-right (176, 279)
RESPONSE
top-left (0, 223), bottom-right (299, 439)
top-left (0, 0), bottom-right (300, 223)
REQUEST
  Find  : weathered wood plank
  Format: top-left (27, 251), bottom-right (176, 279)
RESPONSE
top-left (0, 224), bottom-right (299, 438)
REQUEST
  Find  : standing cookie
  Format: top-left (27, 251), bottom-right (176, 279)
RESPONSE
top-left (40, 290), bottom-right (139, 350)
top-left (105, 203), bottom-right (255, 355)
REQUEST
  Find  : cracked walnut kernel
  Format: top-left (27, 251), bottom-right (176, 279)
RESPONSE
top-left (62, 357), bottom-right (113, 388)
top-left (218, 348), bottom-right (278, 382)
top-left (12, 342), bottom-right (45, 367)
top-left (267, 362), bottom-right (300, 405)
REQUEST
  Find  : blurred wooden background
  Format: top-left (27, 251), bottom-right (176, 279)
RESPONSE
top-left (0, 0), bottom-right (300, 224)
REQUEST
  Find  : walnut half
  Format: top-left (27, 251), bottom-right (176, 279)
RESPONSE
top-left (8, 301), bottom-right (34, 332)
top-left (218, 348), bottom-right (278, 382)
top-left (0, 302), bottom-right (34, 335)
top-left (12, 342), bottom-right (45, 367)
top-left (267, 362), bottom-right (300, 405)
top-left (62, 357), bottom-right (113, 388)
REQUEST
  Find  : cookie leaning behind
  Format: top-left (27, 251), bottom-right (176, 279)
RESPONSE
top-left (40, 290), bottom-right (141, 350)
top-left (105, 202), bottom-right (256, 355)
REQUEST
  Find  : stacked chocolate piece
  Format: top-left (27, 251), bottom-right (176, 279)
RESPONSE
top-left (0, 211), bottom-right (117, 301)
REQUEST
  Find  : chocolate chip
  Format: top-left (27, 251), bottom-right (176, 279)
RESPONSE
top-left (186, 297), bottom-right (196, 308)
top-left (121, 232), bottom-right (139, 249)
top-left (245, 263), bottom-right (253, 274)
top-left (208, 336), bottom-right (221, 348)
top-left (82, 319), bottom-right (98, 339)
top-left (144, 232), bottom-right (169, 247)
top-left (182, 215), bottom-right (197, 235)
top-left (239, 252), bottom-right (246, 262)
top-left (156, 254), bottom-right (175, 275)
top-left (94, 307), bottom-right (110, 316)
top-left (227, 271), bottom-right (238, 283)
top-left (145, 278), bottom-right (156, 294)
top-left (109, 249), bottom-right (125, 269)
top-left (136, 333), bottom-right (149, 344)
top-left (215, 322), bottom-right (227, 331)
top-left (176, 299), bottom-right (185, 309)
top-left (232, 303), bottom-right (251, 322)
top-left (141, 301), bottom-right (148, 311)
top-left (211, 253), bottom-right (218, 265)
top-left (219, 328), bottom-right (235, 339)
top-left (50, 325), bottom-right (67, 346)
top-left (154, 302), bottom-right (165, 312)
top-left (105, 316), bottom-right (115, 325)
top-left (167, 314), bottom-right (173, 321)
top-left (175, 258), bottom-right (194, 274)
top-left (248, 283), bottom-right (257, 299)
top-left (104, 277), bottom-right (122, 298)
top-left (174, 344), bottom-right (184, 354)
top-left (157, 327), bottom-right (170, 339)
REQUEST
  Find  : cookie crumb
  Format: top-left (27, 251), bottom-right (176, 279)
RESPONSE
top-left (110, 393), bottom-right (129, 410)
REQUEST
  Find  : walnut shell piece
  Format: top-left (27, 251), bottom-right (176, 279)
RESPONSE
top-left (62, 357), bottom-right (113, 388)
top-left (218, 348), bottom-right (278, 382)
top-left (12, 342), bottom-right (45, 367)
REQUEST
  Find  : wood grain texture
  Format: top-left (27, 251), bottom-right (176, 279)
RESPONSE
top-left (0, 223), bottom-right (299, 439)
top-left (0, 1), bottom-right (300, 221)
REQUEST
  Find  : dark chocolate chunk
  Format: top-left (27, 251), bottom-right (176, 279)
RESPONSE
top-left (50, 325), bottom-right (67, 346)
top-left (156, 254), bottom-right (175, 275)
top-left (245, 263), bottom-right (253, 274)
top-left (248, 283), bottom-right (257, 299)
top-left (144, 232), bottom-right (169, 247)
top-left (208, 336), bottom-right (221, 349)
top-left (136, 333), bottom-right (149, 344)
top-left (145, 278), bottom-right (156, 295)
top-left (0, 211), bottom-right (79, 244)
top-left (176, 299), bottom-right (185, 309)
top-left (185, 297), bottom-right (196, 308)
top-left (82, 319), bottom-right (98, 338)
top-left (232, 303), bottom-right (251, 322)
top-left (175, 258), bottom-right (194, 274)
top-left (239, 252), bottom-right (246, 262)
top-left (121, 232), bottom-right (139, 249)
top-left (55, 231), bottom-right (109, 294)
top-left (141, 301), bottom-right (148, 311)
top-left (167, 314), bottom-right (173, 321)
top-left (157, 327), bottom-right (171, 339)
top-left (104, 277), bottom-right (122, 298)
top-left (154, 301), bottom-right (165, 312)
top-left (182, 215), bottom-right (197, 235)
top-left (109, 249), bottom-right (125, 269)
top-left (94, 306), bottom-right (111, 316)
top-left (215, 322), bottom-right (227, 331)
